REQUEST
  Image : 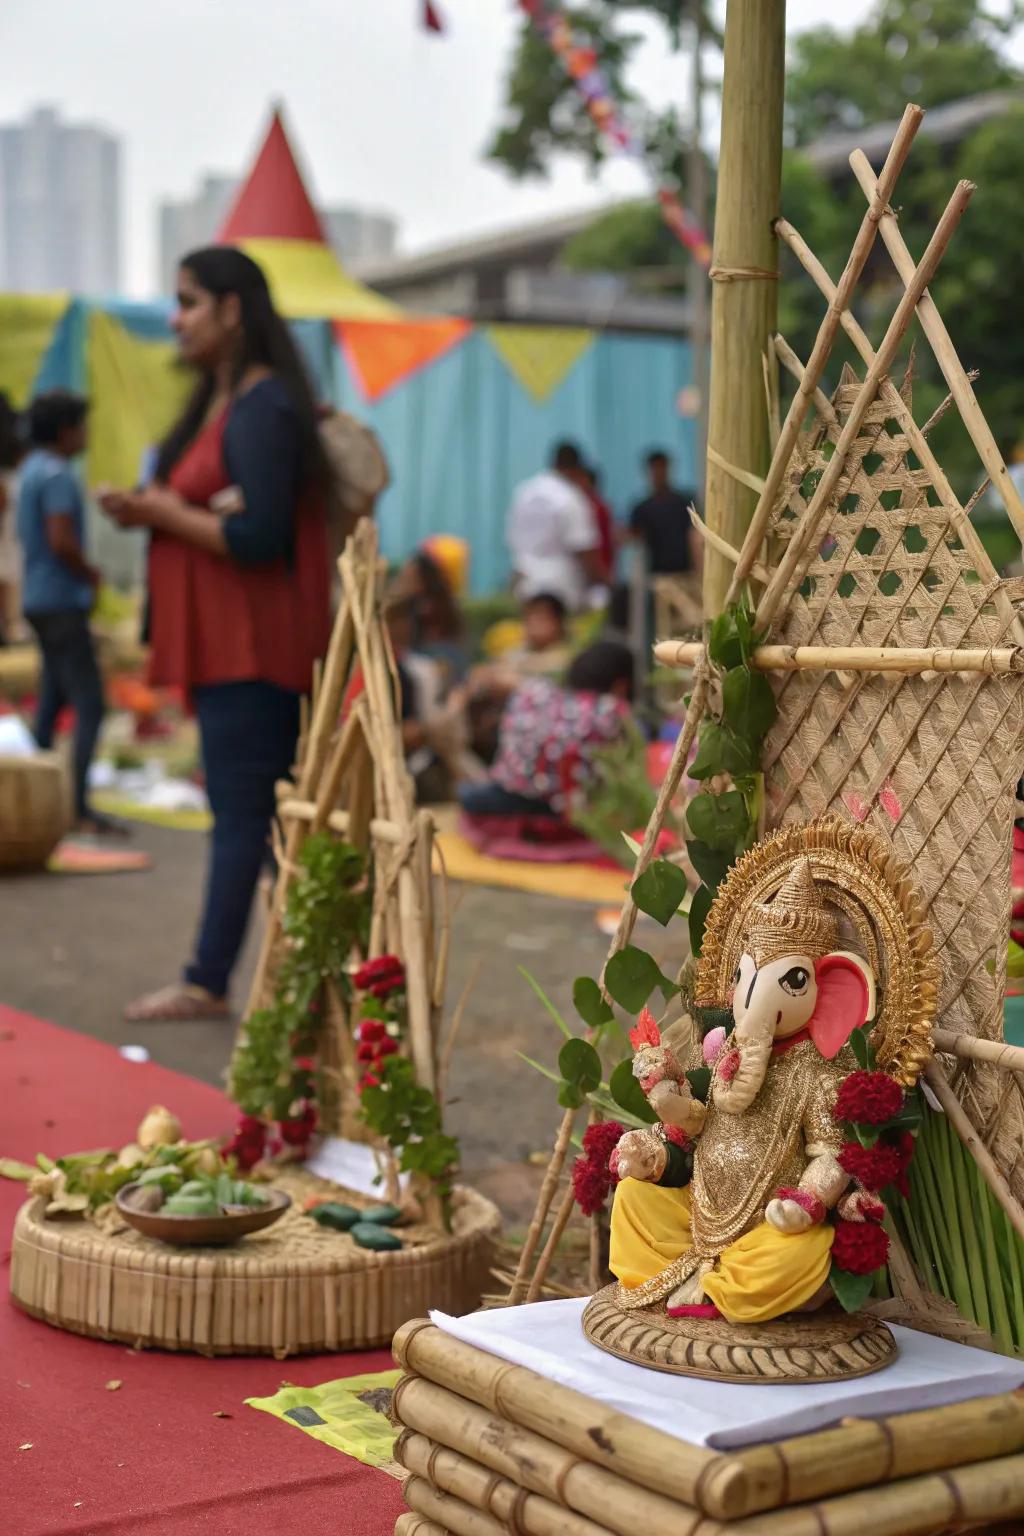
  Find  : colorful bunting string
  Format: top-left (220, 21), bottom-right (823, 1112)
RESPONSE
top-left (520, 0), bottom-right (711, 266)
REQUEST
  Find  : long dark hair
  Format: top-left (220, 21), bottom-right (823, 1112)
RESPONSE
top-left (412, 550), bottom-right (462, 641)
top-left (155, 245), bottom-right (331, 487)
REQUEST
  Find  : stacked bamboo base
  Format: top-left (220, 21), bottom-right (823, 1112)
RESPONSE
top-left (390, 1320), bottom-right (1024, 1535)
top-left (9, 1175), bottom-right (498, 1357)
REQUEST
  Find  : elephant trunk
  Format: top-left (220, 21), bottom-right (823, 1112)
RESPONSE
top-left (713, 1031), bottom-right (773, 1115)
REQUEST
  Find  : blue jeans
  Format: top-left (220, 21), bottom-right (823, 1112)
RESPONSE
top-left (185, 681), bottom-right (300, 999)
top-left (458, 781), bottom-right (558, 818)
top-left (27, 608), bottom-right (105, 821)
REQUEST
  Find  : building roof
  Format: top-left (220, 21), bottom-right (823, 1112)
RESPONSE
top-left (801, 89), bottom-right (1021, 176)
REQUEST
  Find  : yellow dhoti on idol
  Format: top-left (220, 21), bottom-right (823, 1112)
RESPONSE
top-left (610, 1179), bottom-right (834, 1324)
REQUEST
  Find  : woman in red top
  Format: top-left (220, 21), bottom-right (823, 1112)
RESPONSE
top-left (100, 247), bottom-right (331, 1021)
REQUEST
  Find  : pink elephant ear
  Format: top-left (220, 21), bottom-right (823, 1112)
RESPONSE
top-left (809, 954), bottom-right (871, 1059)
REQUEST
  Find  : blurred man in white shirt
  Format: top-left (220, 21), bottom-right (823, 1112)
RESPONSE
top-left (507, 441), bottom-right (604, 611)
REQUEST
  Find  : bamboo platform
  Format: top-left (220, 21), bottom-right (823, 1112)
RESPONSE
top-left (389, 1319), bottom-right (1024, 1534)
top-left (8, 1173), bottom-right (498, 1357)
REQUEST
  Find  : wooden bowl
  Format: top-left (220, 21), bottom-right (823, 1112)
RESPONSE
top-left (115, 1185), bottom-right (291, 1245)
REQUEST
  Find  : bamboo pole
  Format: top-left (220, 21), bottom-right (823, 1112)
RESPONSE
top-left (757, 178), bottom-right (976, 628)
top-left (276, 796), bottom-right (412, 846)
top-left (924, 1061), bottom-right (1024, 1244)
top-left (525, 1181), bottom-right (576, 1305)
top-left (403, 1475), bottom-right (508, 1536)
top-left (932, 1027), bottom-right (1024, 1075)
top-left (507, 1107), bottom-right (578, 1305)
top-left (396, 1433), bottom-right (617, 1536)
top-left (395, 1514), bottom-right (446, 1536)
top-left (391, 1322), bottom-right (718, 1507)
top-left (688, 507), bottom-right (770, 584)
top-left (850, 147), bottom-right (1024, 545)
top-left (702, 0), bottom-right (785, 614)
top-left (653, 640), bottom-right (1024, 677)
top-left (391, 1375), bottom-right (707, 1536)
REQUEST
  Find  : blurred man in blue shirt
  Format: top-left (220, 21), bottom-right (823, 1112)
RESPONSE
top-left (18, 391), bottom-right (111, 834)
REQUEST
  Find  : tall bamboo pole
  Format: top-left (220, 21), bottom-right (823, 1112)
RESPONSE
top-left (702, 0), bottom-right (786, 616)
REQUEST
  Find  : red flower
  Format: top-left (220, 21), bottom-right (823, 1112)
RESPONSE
top-left (369, 974), bottom-right (405, 999)
top-left (582, 1119), bottom-right (625, 1162)
top-left (571, 1155), bottom-right (610, 1216)
top-left (838, 1139), bottom-right (906, 1193)
top-left (353, 955), bottom-right (404, 991)
top-left (833, 1070), bottom-right (904, 1127)
top-left (223, 1114), bottom-right (267, 1170)
top-left (359, 1072), bottom-right (381, 1092)
top-left (831, 1217), bottom-right (890, 1275)
top-left (357, 1041), bottom-right (378, 1063)
top-left (279, 1102), bottom-right (317, 1146)
top-left (293, 1056), bottom-right (316, 1072)
top-left (376, 1036), bottom-right (399, 1059)
top-left (358, 1019), bottom-right (387, 1044)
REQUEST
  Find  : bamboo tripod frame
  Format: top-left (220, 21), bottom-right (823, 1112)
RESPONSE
top-left (241, 519), bottom-right (444, 1157)
top-left (507, 103), bottom-right (1024, 1326)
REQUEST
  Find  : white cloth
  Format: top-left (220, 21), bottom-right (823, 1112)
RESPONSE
top-left (304, 1135), bottom-right (409, 1196)
top-left (430, 1298), bottom-right (1024, 1450)
top-left (506, 470), bottom-right (598, 612)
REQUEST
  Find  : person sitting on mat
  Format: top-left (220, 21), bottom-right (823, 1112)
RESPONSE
top-left (458, 640), bottom-right (634, 821)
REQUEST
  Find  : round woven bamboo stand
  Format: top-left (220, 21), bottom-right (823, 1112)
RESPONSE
top-left (0, 750), bottom-right (68, 870)
top-left (582, 1286), bottom-right (897, 1383)
top-left (9, 1169), bottom-right (499, 1356)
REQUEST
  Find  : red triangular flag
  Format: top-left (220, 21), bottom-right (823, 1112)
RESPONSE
top-left (218, 107), bottom-right (325, 244)
top-left (423, 1), bottom-right (444, 32)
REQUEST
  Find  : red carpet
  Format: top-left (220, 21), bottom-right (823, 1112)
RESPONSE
top-left (0, 1006), bottom-right (406, 1536)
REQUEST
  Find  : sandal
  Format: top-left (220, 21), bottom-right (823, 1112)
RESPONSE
top-left (123, 984), bottom-right (231, 1023)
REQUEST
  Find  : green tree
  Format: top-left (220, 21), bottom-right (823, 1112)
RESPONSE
top-left (492, 0), bottom-right (1024, 519)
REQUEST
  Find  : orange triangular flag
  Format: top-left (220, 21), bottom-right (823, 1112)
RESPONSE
top-left (337, 317), bottom-right (471, 401)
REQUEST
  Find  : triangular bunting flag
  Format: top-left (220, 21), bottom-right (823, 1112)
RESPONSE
top-left (86, 310), bottom-right (191, 488)
top-left (217, 107), bottom-right (398, 321)
top-left (338, 317), bottom-right (471, 402)
top-left (423, 1), bottom-right (445, 32)
top-left (0, 294), bottom-right (67, 408)
top-left (486, 325), bottom-right (594, 402)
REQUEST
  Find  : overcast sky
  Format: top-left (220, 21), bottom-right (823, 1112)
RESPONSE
top-left (1, 0), bottom-right (888, 296)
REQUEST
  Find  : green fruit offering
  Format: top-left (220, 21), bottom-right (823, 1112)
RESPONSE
top-left (308, 1202), bottom-right (360, 1231)
top-left (350, 1221), bottom-right (402, 1251)
top-left (359, 1204), bottom-right (402, 1227)
top-left (135, 1166), bottom-right (184, 1192)
top-left (163, 1191), bottom-right (220, 1217)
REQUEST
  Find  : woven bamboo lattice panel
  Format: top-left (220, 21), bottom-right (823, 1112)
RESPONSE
top-left (9, 1173), bottom-right (499, 1356)
top-left (761, 372), bottom-right (1024, 1188)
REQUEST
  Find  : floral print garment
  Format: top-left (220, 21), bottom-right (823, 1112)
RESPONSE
top-left (491, 677), bottom-right (630, 813)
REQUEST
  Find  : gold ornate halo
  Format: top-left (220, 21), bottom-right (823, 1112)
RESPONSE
top-left (695, 817), bottom-right (938, 1085)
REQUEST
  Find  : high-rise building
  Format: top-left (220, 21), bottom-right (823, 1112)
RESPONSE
top-left (0, 106), bottom-right (121, 294)
top-left (157, 173), bottom-right (397, 295)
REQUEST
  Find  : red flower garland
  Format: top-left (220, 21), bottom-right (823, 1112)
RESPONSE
top-left (571, 1120), bottom-right (625, 1216)
top-left (838, 1136), bottom-right (913, 1195)
top-left (833, 1070), bottom-right (904, 1126)
top-left (353, 954), bottom-right (406, 999)
top-left (831, 1217), bottom-right (890, 1275)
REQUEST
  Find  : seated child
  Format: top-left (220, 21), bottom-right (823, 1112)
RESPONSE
top-left (458, 640), bottom-right (634, 820)
top-left (507, 590), bottom-right (572, 679)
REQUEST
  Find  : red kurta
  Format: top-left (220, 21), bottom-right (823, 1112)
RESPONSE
top-left (147, 410), bottom-right (331, 696)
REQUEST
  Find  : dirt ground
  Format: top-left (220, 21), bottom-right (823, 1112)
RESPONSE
top-left (3, 821), bottom-right (672, 1227)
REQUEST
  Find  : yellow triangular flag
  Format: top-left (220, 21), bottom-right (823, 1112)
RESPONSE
top-left (86, 311), bottom-right (191, 488)
top-left (0, 294), bottom-right (67, 408)
top-left (487, 325), bottom-right (594, 403)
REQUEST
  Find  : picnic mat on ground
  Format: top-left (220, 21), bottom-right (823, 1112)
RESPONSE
top-left (92, 792), bottom-right (211, 832)
top-left (246, 1369), bottom-right (402, 1473)
top-left (434, 826), bottom-right (628, 903)
top-left (0, 1007), bottom-right (404, 1536)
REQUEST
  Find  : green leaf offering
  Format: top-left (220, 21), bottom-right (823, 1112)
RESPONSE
top-left (686, 841), bottom-right (733, 894)
top-left (848, 1025), bottom-right (873, 1071)
top-left (604, 945), bottom-right (664, 1012)
top-left (688, 883), bottom-right (714, 957)
top-left (572, 976), bottom-right (614, 1029)
top-left (350, 1221), bottom-right (402, 1251)
top-left (686, 791), bottom-right (749, 852)
top-left (721, 665), bottom-right (777, 740)
top-left (557, 1080), bottom-right (586, 1109)
top-left (690, 722), bottom-right (755, 781)
top-left (631, 859), bottom-right (688, 927)
top-left (608, 1058), bottom-right (656, 1123)
top-left (558, 1038), bottom-right (602, 1094)
top-left (309, 1202), bottom-right (360, 1231)
top-left (829, 1262), bottom-right (877, 1314)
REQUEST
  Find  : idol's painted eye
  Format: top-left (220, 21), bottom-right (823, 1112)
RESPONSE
top-left (780, 966), bottom-right (810, 996)
top-left (733, 965), bottom-right (741, 985)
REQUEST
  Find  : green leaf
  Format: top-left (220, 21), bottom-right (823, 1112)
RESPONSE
top-left (0, 1157), bottom-right (36, 1182)
top-left (721, 665), bottom-right (777, 741)
top-left (572, 976), bottom-right (614, 1030)
top-left (631, 859), bottom-right (688, 926)
top-left (518, 966), bottom-right (572, 1039)
top-left (708, 609), bottom-right (743, 670)
top-left (690, 722), bottom-right (755, 781)
top-left (848, 1025), bottom-right (871, 1070)
top-left (621, 831), bottom-right (643, 859)
top-left (604, 945), bottom-right (662, 1012)
top-left (608, 1057), bottom-right (657, 1123)
top-left (558, 1038), bottom-right (602, 1093)
top-left (829, 1263), bottom-right (877, 1313)
top-left (557, 1080), bottom-right (586, 1109)
top-left (686, 840), bottom-right (733, 893)
top-left (685, 1065), bottom-right (712, 1103)
top-left (686, 791), bottom-right (749, 852)
top-left (688, 883), bottom-right (714, 957)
